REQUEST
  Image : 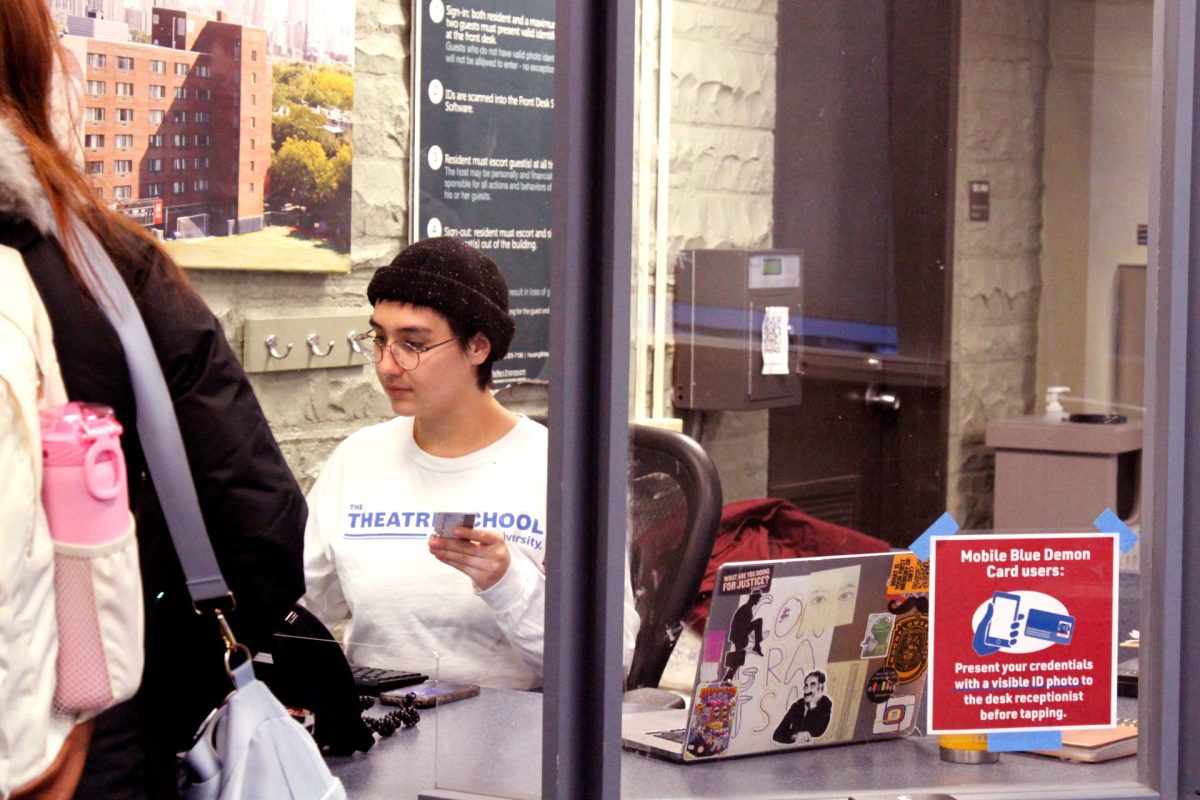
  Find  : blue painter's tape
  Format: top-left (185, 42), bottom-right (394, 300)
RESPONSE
top-left (986, 730), bottom-right (1063, 752)
top-left (1094, 508), bottom-right (1138, 553)
top-left (908, 512), bottom-right (960, 561)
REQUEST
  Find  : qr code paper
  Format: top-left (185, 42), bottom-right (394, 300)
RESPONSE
top-left (762, 314), bottom-right (785, 355)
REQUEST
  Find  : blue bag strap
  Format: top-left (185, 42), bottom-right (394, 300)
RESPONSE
top-left (73, 223), bottom-right (231, 608)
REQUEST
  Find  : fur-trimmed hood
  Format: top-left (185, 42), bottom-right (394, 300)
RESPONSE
top-left (0, 118), bottom-right (55, 234)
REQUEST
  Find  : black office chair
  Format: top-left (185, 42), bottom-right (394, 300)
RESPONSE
top-left (528, 416), bottom-right (722, 702)
top-left (624, 423), bottom-right (723, 694)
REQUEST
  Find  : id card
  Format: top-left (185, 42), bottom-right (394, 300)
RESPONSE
top-left (430, 512), bottom-right (476, 539)
top-left (1024, 608), bottom-right (1076, 644)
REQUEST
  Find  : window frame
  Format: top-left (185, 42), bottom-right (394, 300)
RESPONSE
top-left (542, 1), bottom-right (633, 796)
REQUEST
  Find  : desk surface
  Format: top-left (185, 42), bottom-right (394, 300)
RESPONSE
top-left (326, 689), bottom-right (1142, 799)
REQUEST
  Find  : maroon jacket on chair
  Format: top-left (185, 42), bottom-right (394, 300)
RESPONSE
top-left (687, 497), bottom-right (890, 629)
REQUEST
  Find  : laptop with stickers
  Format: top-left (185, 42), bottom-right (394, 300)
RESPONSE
top-left (622, 551), bottom-right (930, 762)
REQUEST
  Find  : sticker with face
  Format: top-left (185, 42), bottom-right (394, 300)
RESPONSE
top-left (803, 671), bottom-right (825, 703)
top-left (798, 565), bottom-right (861, 637)
top-left (860, 613), bottom-right (896, 659)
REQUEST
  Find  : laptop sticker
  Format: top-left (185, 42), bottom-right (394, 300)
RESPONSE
top-left (886, 613), bottom-right (929, 685)
top-left (685, 682), bottom-right (738, 758)
top-left (860, 613), bottom-right (896, 658)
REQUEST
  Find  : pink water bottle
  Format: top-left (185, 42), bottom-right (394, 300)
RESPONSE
top-left (42, 402), bottom-right (134, 713)
top-left (40, 402), bottom-right (128, 545)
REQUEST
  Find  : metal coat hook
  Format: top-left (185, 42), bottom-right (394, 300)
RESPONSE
top-left (306, 333), bottom-right (335, 357)
top-left (347, 330), bottom-right (364, 355)
top-left (265, 334), bottom-right (292, 360)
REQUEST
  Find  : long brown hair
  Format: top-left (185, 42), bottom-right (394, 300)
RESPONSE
top-left (0, 0), bottom-right (188, 291)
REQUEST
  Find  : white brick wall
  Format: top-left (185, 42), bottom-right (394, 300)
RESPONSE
top-left (948, 0), bottom-right (1049, 528)
top-left (663, 0), bottom-right (777, 501)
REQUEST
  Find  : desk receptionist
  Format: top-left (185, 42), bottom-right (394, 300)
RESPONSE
top-left (302, 237), bottom-right (637, 689)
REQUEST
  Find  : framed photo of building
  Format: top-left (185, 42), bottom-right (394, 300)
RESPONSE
top-left (57, 0), bottom-right (353, 273)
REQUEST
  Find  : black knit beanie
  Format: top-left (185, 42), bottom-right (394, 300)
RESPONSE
top-left (367, 237), bottom-right (516, 360)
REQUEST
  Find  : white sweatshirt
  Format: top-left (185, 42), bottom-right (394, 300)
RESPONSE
top-left (303, 415), bottom-right (638, 690)
top-left (0, 245), bottom-right (72, 797)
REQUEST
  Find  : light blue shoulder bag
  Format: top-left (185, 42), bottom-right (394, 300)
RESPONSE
top-left (75, 221), bottom-right (345, 800)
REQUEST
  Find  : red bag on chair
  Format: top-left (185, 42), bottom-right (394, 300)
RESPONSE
top-left (686, 497), bottom-right (889, 629)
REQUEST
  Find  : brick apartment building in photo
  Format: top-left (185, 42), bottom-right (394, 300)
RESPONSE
top-left (62, 7), bottom-right (270, 237)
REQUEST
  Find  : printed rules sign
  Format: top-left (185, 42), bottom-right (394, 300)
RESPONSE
top-left (927, 533), bottom-right (1118, 733)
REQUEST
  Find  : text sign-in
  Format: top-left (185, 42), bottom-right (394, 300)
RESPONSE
top-left (412, 0), bottom-right (556, 385)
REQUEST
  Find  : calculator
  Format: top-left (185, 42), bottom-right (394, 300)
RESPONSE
top-left (349, 665), bottom-right (428, 695)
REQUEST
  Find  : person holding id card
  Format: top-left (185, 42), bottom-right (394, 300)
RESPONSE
top-left (302, 237), bottom-right (638, 690)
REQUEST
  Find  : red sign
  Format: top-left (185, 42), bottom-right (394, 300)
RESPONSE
top-left (116, 198), bottom-right (164, 227)
top-left (927, 533), bottom-right (1117, 733)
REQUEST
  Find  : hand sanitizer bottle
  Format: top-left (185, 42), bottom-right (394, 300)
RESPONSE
top-left (1044, 386), bottom-right (1070, 422)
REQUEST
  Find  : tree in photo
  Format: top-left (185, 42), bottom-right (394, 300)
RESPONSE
top-left (272, 105), bottom-right (338, 157)
top-left (268, 138), bottom-right (351, 243)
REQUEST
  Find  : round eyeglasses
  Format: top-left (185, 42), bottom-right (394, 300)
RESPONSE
top-left (352, 332), bottom-right (458, 369)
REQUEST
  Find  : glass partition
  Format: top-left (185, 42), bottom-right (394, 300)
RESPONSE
top-left (305, 0), bottom-right (1194, 796)
top-left (267, 628), bottom-right (542, 799)
top-left (618, 0), bottom-right (1159, 797)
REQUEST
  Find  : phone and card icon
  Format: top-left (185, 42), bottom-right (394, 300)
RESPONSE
top-left (431, 512), bottom-right (475, 539)
top-left (983, 591), bottom-right (1076, 648)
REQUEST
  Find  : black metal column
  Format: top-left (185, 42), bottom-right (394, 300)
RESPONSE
top-left (543, 0), bottom-right (634, 797)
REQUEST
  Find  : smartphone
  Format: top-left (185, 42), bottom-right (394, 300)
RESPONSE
top-left (430, 512), bottom-right (476, 539)
top-left (984, 591), bottom-right (1022, 648)
top-left (381, 681), bottom-right (481, 708)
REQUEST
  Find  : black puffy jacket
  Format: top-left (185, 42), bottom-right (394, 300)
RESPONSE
top-left (0, 213), bottom-right (306, 755)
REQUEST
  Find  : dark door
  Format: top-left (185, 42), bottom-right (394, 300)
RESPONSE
top-left (770, 374), bottom-right (947, 547)
top-left (768, 0), bottom-right (956, 547)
